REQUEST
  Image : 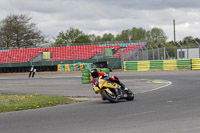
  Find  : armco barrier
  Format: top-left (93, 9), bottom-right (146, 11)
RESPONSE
top-left (150, 60), bottom-right (163, 71)
top-left (137, 61), bottom-right (150, 71)
top-left (163, 60), bottom-right (177, 71)
top-left (124, 61), bottom-right (137, 71)
top-left (191, 59), bottom-right (200, 70)
top-left (124, 59), bottom-right (200, 72)
top-left (177, 59), bottom-right (191, 70)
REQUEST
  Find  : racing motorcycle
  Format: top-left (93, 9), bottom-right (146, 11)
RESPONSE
top-left (93, 76), bottom-right (134, 103)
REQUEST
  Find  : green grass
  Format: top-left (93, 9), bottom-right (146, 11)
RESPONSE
top-left (0, 93), bottom-right (82, 113)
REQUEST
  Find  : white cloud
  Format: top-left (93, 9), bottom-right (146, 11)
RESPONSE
top-left (0, 0), bottom-right (200, 42)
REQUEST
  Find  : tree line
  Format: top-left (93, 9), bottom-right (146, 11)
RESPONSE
top-left (0, 14), bottom-right (199, 48)
top-left (54, 26), bottom-right (168, 47)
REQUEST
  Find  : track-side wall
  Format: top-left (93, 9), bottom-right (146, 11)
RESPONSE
top-left (0, 58), bottom-right (121, 73)
top-left (124, 59), bottom-right (200, 71)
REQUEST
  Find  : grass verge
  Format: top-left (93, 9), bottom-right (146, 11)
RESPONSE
top-left (0, 93), bottom-right (84, 113)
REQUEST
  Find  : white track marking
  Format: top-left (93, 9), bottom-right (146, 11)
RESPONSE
top-left (137, 80), bottom-right (172, 94)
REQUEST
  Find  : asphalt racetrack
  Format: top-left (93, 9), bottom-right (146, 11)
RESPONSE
top-left (0, 70), bottom-right (200, 133)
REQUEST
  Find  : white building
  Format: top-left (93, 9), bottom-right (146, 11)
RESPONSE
top-left (177, 47), bottom-right (200, 59)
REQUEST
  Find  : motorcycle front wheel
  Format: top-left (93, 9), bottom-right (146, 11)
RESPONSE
top-left (101, 90), bottom-right (118, 103)
top-left (126, 90), bottom-right (134, 101)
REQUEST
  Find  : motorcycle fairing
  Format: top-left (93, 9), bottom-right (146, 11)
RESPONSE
top-left (93, 76), bottom-right (117, 95)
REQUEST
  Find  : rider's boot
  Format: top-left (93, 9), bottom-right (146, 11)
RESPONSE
top-left (124, 87), bottom-right (132, 94)
top-left (117, 81), bottom-right (131, 94)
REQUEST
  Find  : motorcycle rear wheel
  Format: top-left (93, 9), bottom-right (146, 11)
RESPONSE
top-left (101, 90), bottom-right (118, 103)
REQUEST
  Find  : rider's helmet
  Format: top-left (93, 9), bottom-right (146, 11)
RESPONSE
top-left (91, 68), bottom-right (99, 78)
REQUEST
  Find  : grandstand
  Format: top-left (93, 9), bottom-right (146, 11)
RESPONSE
top-left (0, 42), bottom-right (146, 64)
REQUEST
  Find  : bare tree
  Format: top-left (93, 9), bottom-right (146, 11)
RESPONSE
top-left (0, 14), bottom-right (47, 48)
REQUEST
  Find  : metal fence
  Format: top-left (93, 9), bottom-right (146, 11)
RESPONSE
top-left (123, 46), bottom-right (200, 61)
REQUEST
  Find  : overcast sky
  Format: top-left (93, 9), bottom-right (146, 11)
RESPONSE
top-left (0, 0), bottom-right (200, 42)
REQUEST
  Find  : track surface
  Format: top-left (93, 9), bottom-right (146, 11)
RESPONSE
top-left (0, 71), bottom-right (200, 133)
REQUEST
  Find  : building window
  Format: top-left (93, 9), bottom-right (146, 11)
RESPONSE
top-left (179, 51), bottom-right (185, 58)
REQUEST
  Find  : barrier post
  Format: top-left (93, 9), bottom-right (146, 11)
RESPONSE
top-left (121, 51), bottom-right (124, 70)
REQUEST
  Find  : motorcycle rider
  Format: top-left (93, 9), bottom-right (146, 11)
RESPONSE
top-left (90, 68), bottom-right (130, 96)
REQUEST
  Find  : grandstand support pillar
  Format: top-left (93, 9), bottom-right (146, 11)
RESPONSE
top-left (73, 52), bottom-right (75, 64)
top-left (30, 54), bottom-right (32, 66)
top-left (8, 54), bottom-right (11, 67)
top-left (121, 51), bottom-right (124, 70)
top-left (96, 51), bottom-right (99, 62)
top-left (50, 53), bottom-right (54, 65)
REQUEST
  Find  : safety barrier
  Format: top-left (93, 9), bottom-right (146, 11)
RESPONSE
top-left (124, 59), bottom-right (200, 71)
top-left (81, 69), bottom-right (91, 84)
top-left (150, 60), bottom-right (163, 71)
top-left (137, 61), bottom-right (150, 71)
top-left (124, 61), bottom-right (137, 71)
top-left (58, 62), bottom-right (111, 84)
top-left (163, 60), bottom-right (177, 71)
top-left (57, 63), bottom-right (93, 72)
top-left (81, 68), bottom-right (110, 84)
top-left (177, 60), bottom-right (191, 70)
top-left (191, 59), bottom-right (200, 70)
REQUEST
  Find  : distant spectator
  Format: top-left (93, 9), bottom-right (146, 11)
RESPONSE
top-left (112, 48), bottom-right (114, 54)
